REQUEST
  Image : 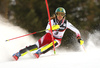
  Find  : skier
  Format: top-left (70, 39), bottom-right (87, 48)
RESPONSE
top-left (13, 7), bottom-right (84, 60)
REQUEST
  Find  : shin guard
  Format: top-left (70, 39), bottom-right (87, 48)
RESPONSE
top-left (20, 44), bottom-right (38, 56)
top-left (36, 41), bottom-right (58, 55)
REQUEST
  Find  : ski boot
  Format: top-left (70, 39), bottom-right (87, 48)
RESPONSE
top-left (34, 49), bottom-right (42, 58)
top-left (12, 52), bottom-right (21, 61)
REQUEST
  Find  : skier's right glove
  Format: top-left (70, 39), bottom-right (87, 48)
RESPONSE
top-left (48, 25), bottom-right (60, 30)
top-left (77, 36), bottom-right (84, 45)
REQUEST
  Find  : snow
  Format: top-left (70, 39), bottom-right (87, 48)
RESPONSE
top-left (0, 16), bottom-right (100, 68)
top-left (0, 51), bottom-right (100, 68)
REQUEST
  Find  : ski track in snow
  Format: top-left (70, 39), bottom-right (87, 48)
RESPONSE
top-left (0, 16), bottom-right (100, 68)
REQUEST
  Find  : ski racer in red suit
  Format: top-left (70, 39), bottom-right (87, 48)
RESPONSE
top-left (13, 7), bottom-right (84, 60)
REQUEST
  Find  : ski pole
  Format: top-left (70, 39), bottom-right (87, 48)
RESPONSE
top-left (5, 29), bottom-right (47, 42)
top-left (5, 25), bottom-right (60, 42)
top-left (81, 44), bottom-right (86, 52)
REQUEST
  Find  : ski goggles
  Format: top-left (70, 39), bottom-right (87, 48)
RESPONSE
top-left (56, 12), bottom-right (65, 16)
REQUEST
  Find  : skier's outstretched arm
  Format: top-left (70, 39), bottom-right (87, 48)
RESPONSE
top-left (67, 21), bottom-right (84, 45)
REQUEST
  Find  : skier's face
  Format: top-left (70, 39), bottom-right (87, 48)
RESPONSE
top-left (56, 12), bottom-right (65, 21)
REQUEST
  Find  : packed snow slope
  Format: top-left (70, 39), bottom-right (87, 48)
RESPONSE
top-left (0, 16), bottom-right (100, 68)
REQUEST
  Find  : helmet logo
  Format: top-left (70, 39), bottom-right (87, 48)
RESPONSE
top-left (59, 8), bottom-right (63, 12)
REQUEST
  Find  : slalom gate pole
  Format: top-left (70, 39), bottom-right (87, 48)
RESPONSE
top-left (5, 29), bottom-right (46, 42)
top-left (45, 0), bottom-right (56, 54)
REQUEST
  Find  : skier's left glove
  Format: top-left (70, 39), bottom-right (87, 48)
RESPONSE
top-left (77, 36), bottom-right (84, 45)
top-left (48, 25), bottom-right (60, 30)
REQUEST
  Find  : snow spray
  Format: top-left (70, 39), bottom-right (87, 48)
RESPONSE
top-left (0, 16), bottom-right (36, 62)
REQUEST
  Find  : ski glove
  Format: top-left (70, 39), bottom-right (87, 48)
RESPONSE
top-left (48, 25), bottom-right (60, 30)
top-left (77, 36), bottom-right (84, 45)
top-left (79, 39), bottom-right (84, 45)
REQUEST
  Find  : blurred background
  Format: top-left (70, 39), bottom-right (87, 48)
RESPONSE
top-left (0, 0), bottom-right (100, 51)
